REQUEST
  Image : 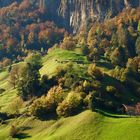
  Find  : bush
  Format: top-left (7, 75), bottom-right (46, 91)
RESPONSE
top-left (106, 86), bottom-right (117, 94)
top-left (110, 47), bottom-right (125, 66)
top-left (2, 58), bottom-right (12, 67)
top-left (60, 37), bottom-right (75, 50)
top-left (30, 86), bottom-right (64, 119)
top-left (56, 92), bottom-right (82, 117)
top-left (75, 85), bottom-right (84, 92)
top-left (136, 87), bottom-right (140, 96)
top-left (106, 86), bottom-right (121, 98)
top-left (17, 64), bottom-right (41, 100)
top-left (30, 97), bottom-right (51, 119)
top-left (92, 81), bottom-right (102, 90)
top-left (83, 80), bottom-right (92, 93)
top-left (88, 64), bottom-right (104, 80)
top-left (7, 98), bottom-right (23, 115)
top-left (136, 36), bottom-right (140, 56)
top-left (0, 88), bottom-right (5, 94)
top-left (15, 53), bottom-right (42, 100)
top-left (83, 93), bottom-right (94, 110)
top-left (47, 86), bottom-right (64, 104)
top-left (9, 125), bottom-right (18, 138)
top-left (81, 45), bottom-right (89, 55)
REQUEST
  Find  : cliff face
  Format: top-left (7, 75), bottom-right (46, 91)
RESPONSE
top-left (57, 0), bottom-right (140, 32)
top-left (0, 0), bottom-right (140, 32)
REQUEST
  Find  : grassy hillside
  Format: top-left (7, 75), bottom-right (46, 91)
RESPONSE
top-left (0, 110), bottom-right (140, 140)
top-left (0, 2), bottom-right (139, 140)
top-left (40, 48), bottom-right (89, 77)
top-left (0, 48), bottom-right (140, 140)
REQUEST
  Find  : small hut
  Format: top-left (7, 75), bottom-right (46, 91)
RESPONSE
top-left (135, 103), bottom-right (140, 115)
top-left (122, 103), bottom-right (140, 116)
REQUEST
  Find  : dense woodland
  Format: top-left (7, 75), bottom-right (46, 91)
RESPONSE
top-left (0, 0), bottom-right (66, 66)
top-left (0, 0), bottom-right (140, 138)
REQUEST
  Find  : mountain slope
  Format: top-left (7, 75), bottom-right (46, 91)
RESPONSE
top-left (0, 1), bottom-right (140, 140)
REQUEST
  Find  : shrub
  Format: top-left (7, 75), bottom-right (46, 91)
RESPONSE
top-left (88, 64), bottom-right (104, 80)
top-left (9, 125), bottom-right (18, 138)
top-left (126, 57), bottom-right (140, 73)
top-left (15, 53), bottom-right (42, 100)
top-left (9, 64), bottom-right (25, 89)
top-left (60, 37), bottom-right (75, 50)
top-left (56, 92), bottom-right (82, 117)
top-left (106, 86), bottom-right (117, 94)
top-left (30, 86), bottom-right (64, 119)
top-left (136, 87), bottom-right (140, 96)
top-left (75, 85), bottom-right (84, 92)
top-left (47, 86), bottom-right (64, 104)
top-left (2, 58), bottom-right (11, 67)
top-left (17, 64), bottom-right (41, 100)
top-left (7, 98), bottom-right (23, 115)
top-left (83, 93), bottom-right (94, 110)
top-left (92, 81), bottom-right (102, 90)
top-left (30, 97), bottom-right (51, 119)
top-left (0, 88), bottom-right (5, 94)
top-left (83, 80), bottom-right (92, 93)
top-left (110, 47), bottom-right (125, 66)
top-left (106, 86), bottom-right (121, 98)
top-left (81, 45), bottom-right (89, 55)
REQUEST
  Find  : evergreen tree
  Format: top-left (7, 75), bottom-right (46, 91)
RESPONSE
top-left (17, 53), bottom-right (42, 100)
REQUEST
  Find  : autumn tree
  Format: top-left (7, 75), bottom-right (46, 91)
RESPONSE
top-left (88, 64), bottom-right (104, 80)
top-left (136, 36), bottom-right (140, 56)
top-left (2, 58), bottom-right (11, 67)
top-left (110, 47), bottom-right (126, 66)
top-left (9, 65), bottom-right (20, 88)
top-left (30, 86), bottom-right (63, 119)
top-left (56, 92), bottom-right (82, 117)
top-left (60, 37), bottom-right (75, 50)
top-left (7, 38), bottom-right (17, 54)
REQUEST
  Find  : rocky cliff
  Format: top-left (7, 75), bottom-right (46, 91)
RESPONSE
top-left (57, 0), bottom-right (140, 32)
top-left (0, 0), bottom-right (140, 32)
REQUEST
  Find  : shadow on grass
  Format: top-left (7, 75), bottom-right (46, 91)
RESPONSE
top-left (38, 113), bottom-right (57, 121)
top-left (97, 61), bottom-right (114, 69)
top-left (19, 126), bottom-right (32, 131)
top-left (14, 133), bottom-right (31, 139)
top-left (95, 109), bottom-right (130, 118)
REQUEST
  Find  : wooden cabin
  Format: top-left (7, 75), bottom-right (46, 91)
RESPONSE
top-left (135, 103), bottom-right (140, 115)
top-left (122, 103), bottom-right (140, 116)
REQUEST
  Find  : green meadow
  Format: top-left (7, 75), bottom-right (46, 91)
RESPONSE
top-left (0, 48), bottom-right (140, 140)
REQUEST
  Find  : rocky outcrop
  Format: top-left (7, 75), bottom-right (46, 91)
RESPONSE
top-left (57, 0), bottom-right (140, 32)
